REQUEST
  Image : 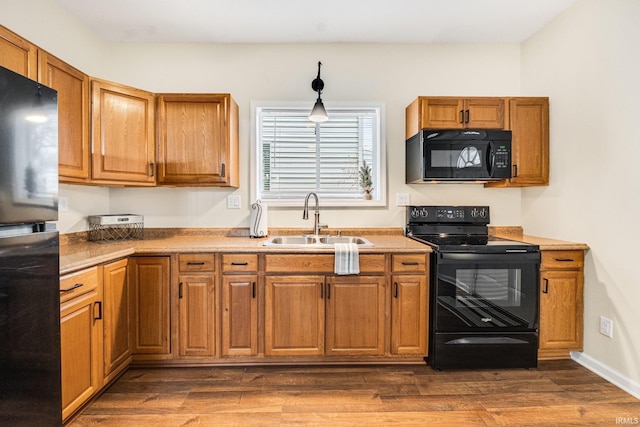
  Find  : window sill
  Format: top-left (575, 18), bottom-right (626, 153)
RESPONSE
top-left (260, 198), bottom-right (386, 208)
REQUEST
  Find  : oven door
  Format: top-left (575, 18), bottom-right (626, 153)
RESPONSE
top-left (424, 141), bottom-right (510, 181)
top-left (433, 251), bottom-right (540, 333)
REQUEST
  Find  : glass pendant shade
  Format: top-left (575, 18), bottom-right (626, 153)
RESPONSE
top-left (309, 98), bottom-right (329, 123)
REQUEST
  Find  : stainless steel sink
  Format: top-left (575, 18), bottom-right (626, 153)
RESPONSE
top-left (263, 235), bottom-right (374, 247)
top-left (317, 236), bottom-right (370, 245)
top-left (264, 236), bottom-right (317, 245)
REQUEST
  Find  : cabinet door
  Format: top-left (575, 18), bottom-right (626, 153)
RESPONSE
top-left (416, 97), bottom-right (505, 130)
top-left (539, 269), bottom-right (584, 354)
top-left (38, 51), bottom-right (90, 182)
top-left (0, 26), bottom-right (37, 79)
top-left (391, 275), bottom-right (429, 355)
top-left (222, 275), bottom-right (258, 356)
top-left (265, 275), bottom-right (325, 356)
top-left (507, 97), bottom-right (549, 186)
top-left (60, 290), bottom-right (102, 420)
top-left (91, 79), bottom-right (156, 185)
top-left (419, 97), bottom-right (465, 129)
top-left (178, 274), bottom-right (217, 357)
top-left (325, 276), bottom-right (386, 356)
top-left (129, 257), bottom-right (171, 354)
top-left (102, 258), bottom-right (132, 381)
top-left (465, 98), bottom-right (505, 129)
top-left (157, 94), bottom-right (238, 186)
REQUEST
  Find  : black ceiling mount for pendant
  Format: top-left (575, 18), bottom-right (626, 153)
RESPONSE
top-left (309, 61), bottom-right (329, 123)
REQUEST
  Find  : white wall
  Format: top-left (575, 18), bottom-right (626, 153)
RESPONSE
top-left (1, 0), bottom-right (524, 233)
top-left (104, 42), bottom-right (524, 230)
top-left (521, 0), bottom-right (640, 386)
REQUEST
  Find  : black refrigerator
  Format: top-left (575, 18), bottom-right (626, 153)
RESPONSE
top-left (0, 66), bottom-right (62, 426)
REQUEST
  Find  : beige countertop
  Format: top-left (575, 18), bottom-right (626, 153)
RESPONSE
top-left (59, 230), bottom-right (429, 275)
top-left (59, 227), bottom-right (589, 275)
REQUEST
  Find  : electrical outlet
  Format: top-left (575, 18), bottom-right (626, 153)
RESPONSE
top-left (599, 316), bottom-right (614, 338)
top-left (396, 193), bottom-right (410, 206)
top-left (227, 195), bottom-right (241, 209)
top-left (58, 196), bottom-right (68, 212)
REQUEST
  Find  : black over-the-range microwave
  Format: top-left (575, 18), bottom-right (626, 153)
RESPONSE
top-left (405, 129), bottom-right (512, 183)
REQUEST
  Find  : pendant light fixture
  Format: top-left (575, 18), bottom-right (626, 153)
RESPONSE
top-left (309, 61), bottom-right (329, 123)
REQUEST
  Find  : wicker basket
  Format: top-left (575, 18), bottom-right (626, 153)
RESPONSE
top-left (88, 214), bottom-right (144, 242)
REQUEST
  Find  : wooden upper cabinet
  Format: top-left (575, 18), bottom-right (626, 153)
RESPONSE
top-left (91, 79), bottom-right (156, 185)
top-left (38, 51), bottom-right (91, 182)
top-left (0, 26), bottom-right (37, 79)
top-left (156, 94), bottom-right (239, 187)
top-left (506, 97), bottom-right (549, 186)
top-left (405, 96), bottom-right (505, 138)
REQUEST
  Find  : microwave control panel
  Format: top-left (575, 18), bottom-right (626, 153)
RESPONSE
top-left (494, 145), bottom-right (510, 169)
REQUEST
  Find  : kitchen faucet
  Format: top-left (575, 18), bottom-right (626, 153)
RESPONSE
top-left (303, 192), bottom-right (327, 236)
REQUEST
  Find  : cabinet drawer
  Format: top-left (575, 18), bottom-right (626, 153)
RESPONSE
top-left (392, 254), bottom-right (427, 273)
top-left (265, 254), bottom-right (385, 273)
top-left (541, 250), bottom-right (584, 270)
top-left (222, 254), bottom-right (258, 272)
top-left (178, 253), bottom-right (216, 272)
top-left (60, 266), bottom-right (99, 303)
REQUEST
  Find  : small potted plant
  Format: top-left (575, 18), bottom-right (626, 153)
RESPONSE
top-left (359, 161), bottom-right (374, 200)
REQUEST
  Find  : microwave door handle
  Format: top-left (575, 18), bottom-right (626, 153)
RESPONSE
top-left (487, 143), bottom-right (495, 175)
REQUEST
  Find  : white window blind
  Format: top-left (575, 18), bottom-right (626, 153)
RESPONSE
top-left (255, 104), bottom-right (383, 206)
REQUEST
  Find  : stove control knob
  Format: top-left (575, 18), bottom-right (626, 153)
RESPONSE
top-left (470, 207), bottom-right (479, 218)
top-left (409, 207), bottom-right (420, 219)
top-left (479, 208), bottom-right (487, 218)
top-left (420, 207), bottom-right (429, 218)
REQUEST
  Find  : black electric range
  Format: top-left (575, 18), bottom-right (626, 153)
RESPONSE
top-left (406, 205), bottom-right (541, 370)
top-left (406, 205), bottom-right (538, 254)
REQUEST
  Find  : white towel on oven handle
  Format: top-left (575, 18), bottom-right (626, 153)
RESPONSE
top-left (334, 243), bottom-right (360, 275)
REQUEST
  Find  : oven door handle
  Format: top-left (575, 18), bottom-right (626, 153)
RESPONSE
top-left (438, 252), bottom-right (540, 263)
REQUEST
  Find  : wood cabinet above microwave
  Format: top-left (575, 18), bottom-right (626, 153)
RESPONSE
top-left (405, 97), bottom-right (506, 138)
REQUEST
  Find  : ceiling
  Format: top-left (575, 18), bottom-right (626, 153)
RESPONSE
top-left (56, 0), bottom-right (577, 44)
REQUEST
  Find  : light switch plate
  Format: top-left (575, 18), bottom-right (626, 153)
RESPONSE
top-left (227, 195), bottom-right (241, 209)
top-left (396, 193), bottom-right (410, 206)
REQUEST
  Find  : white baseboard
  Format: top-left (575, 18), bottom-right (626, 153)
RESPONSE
top-left (571, 351), bottom-right (640, 400)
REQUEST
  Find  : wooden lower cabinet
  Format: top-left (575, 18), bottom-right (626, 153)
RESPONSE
top-left (538, 250), bottom-right (585, 359)
top-left (265, 275), bottom-right (325, 356)
top-left (178, 274), bottom-right (217, 357)
top-left (325, 275), bottom-right (386, 356)
top-left (60, 267), bottom-right (101, 421)
top-left (102, 258), bottom-right (132, 382)
top-left (390, 254), bottom-right (429, 356)
top-left (129, 256), bottom-right (171, 356)
top-left (176, 253), bottom-right (217, 357)
top-left (221, 274), bottom-right (258, 356)
top-left (265, 274), bottom-right (386, 357)
top-left (391, 274), bottom-right (429, 355)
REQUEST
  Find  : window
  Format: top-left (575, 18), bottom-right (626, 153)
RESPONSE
top-left (251, 102), bottom-right (386, 207)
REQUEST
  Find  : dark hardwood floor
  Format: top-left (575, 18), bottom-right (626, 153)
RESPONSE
top-left (69, 360), bottom-right (640, 426)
